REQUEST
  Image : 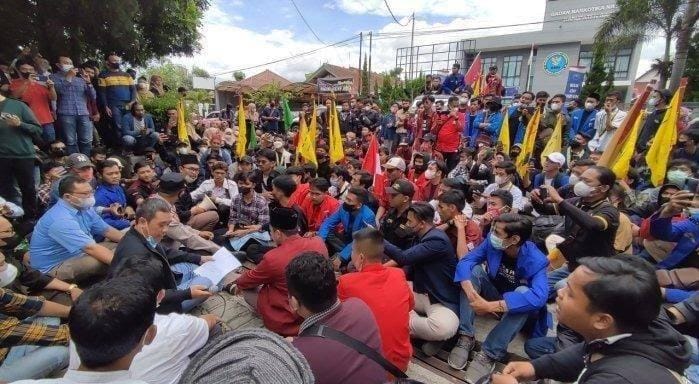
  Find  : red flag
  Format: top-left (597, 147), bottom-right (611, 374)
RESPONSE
top-left (464, 52), bottom-right (482, 85)
top-left (362, 134), bottom-right (385, 200)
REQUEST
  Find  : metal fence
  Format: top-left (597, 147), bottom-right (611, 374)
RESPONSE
top-left (396, 39), bottom-right (477, 81)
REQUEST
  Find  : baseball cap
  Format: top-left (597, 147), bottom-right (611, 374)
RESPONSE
top-left (422, 133), bottom-right (437, 143)
top-left (66, 153), bottom-right (93, 169)
top-left (545, 152), bottom-right (566, 166)
top-left (384, 157), bottom-right (406, 172)
top-left (385, 179), bottom-right (415, 198)
top-left (106, 157), bottom-right (123, 169)
top-left (159, 172), bottom-right (185, 194)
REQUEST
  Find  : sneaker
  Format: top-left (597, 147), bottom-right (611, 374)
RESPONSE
top-left (464, 351), bottom-right (496, 384)
top-left (447, 335), bottom-right (475, 370)
top-left (420, 340), bottom-right (446, 356)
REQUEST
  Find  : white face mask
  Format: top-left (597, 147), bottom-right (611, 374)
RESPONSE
top-left (177, 148), bottom-right (189, 155)
top-left (573, 181), bottom-right (595, 197)
top-left (273, 141), bottom-right (284, 149)
top-left (424, 169), bottom-right (436, 180)
top-left (0, 263), bottom-right (17, 288)
top-left (568, 174), bottom-right (580, 185)
top-left (584, 102), bottom-right (595, 111)
top-left (647, 97), bottom-right (658, 107)
top-left (511, 102), bottom-right (520, 108)
top-left (550, 102), bottom-right (562, 112)
top-left (61, 64), bottom-right (74, 72)
top-left (494, 175), bottom-right (508, 186)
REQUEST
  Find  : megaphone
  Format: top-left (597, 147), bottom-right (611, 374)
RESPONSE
top-left (197, 195), bottom-right (217, 211)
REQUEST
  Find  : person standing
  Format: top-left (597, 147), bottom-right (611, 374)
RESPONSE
top-left (10, 61), bottom-right (56, 143)
top-left (0, 89), bottom-right (42, 221)
top-left (98, 53), bottom-right (136, 149)
top-left (588, 91), bottom-right (627, 152)
top-left (261, 100), bottom-right (281, 134)
top-left (636, 89), bottom-right (672, 153)
top-left (51, 56), bottom-right (96, 155)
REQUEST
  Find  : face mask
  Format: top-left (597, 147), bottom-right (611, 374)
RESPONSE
top-left (550, 102), bottom-right (562, 112)
top-left (647, 97), bottom-right (658, 107)
top-left (489, 233), bottom-right (508, 250)
top-left (570, 141), bottom-right (582, 150)
top-left (199, 146), bottom-right (209, 153)
top-left (61, 64), bottom-right (74, 72)
top-left (494, 175), bottom-right (508, 185)
top-left (330, 178), bottom-right (341, 188)
top-left (573, 181), bottom-right (595, 197)
top-left (584, 102), bottom-right (595, 111)
top-left (424, 169), bottom-right (436, 180)
top-left (109, 62), bottom-right (121, 69)
top-left (667, 170), bottom-right (689, 186)
top-left (568, 174), bottom-right (580, 185)
top-left (343, 202), bottom-right (357, 212)
top-left (0, 263), bottom-right (18, 288)
top-left (239, 186), bottom-right (251, 195)
top-left (413, 164), bottom-right (426, 173)
top-left (511, 102), bottom-right (520, 108)
top-left (79, 196), bottom-right (96, 209)
top-left (20, 72), bottom-right (31, 79)
top-left (177, 148), bottom-right (189, 155)
top-left (273, 141), bottom-right (284, 149)
top-left (184, 175), bottom-right (197, 183)
top-left (50, 148), bottom-right (66, 158)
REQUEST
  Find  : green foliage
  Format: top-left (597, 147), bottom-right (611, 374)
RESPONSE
top-left (376, 75), bottom-right (426, 112)
top-left (191, 66), bottom-right (210, 78)
top-left (581, 48), bottom-right (614, 99)
top-left (143, 60), bottom-right (192, 90)
top-left (142, 91), bottom-right (180, 128)
top-left (249, 83), bottom-right (297, 107)
top-left (233, 71), bottom-right (246, 81)
top-left (0, 0), bottom-right (209, 66)
top-left (361, 55), bottom-right (369, 96)
top-left (684, 32), bottom-right (699, 101)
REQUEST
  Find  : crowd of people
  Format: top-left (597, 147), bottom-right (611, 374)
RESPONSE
top-left (0, 48), bottom-right (698, 384)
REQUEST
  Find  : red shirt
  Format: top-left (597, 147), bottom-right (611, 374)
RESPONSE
top-left (10, 79), bottom-right (53, 124)
top-left (289, 182), bottom-right (310, 207)
top-left (235, 235), bottom-right (329, 336)
top-left (300, 194), bottom-right (340, 231)
top-left (338, 264), bottom-right (414, 371)
top-left (445, 221), bottom-right (484, 256)
top-left (433, 113), bottom-right (464, 153)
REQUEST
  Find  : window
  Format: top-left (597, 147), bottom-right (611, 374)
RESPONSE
top-left (502, 55), bottom-right (523, 87)
top-left (578, 48), bottom-right (632, 80)
top-left (481, 57), bottom-right (497, 74)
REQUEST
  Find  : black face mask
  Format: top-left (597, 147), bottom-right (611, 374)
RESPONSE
top-left (342, 202), bottom-right (357, 212)
top-left (109, 62), bottom-right (121, 69)
top-left (509, 151), bottom-right (521, 159)
top-left (570, 141), bottom-right (583, 150)
top-left (50, 148), bottom-right (66, 158)
top-left (20, 72), bottom-right (31, 79)
top-left (239, 186), bottom-right (252, 195)
top-left (413, 164), bottom-right (426, 173)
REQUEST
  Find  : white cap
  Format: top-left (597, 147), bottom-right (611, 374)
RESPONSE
top-left (546, 152), bottom-right (566, 166)
top-left (384, 157), bottom-right (406, 172)
top-left (107, 157), bottom-right (124, 168)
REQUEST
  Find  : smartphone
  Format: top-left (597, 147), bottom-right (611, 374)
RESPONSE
top-left (37, 74), bottom-right (48, 82)
top-left (539, 187), bottom-right (548, 200)
top-left (687, 177), bottom-right (699, 194)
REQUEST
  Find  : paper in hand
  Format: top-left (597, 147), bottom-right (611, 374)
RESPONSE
top-left (194, 247), bottom-right (242, 285)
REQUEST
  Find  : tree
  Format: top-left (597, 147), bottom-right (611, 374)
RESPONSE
top-left (0, 0), bottom-right (209, 67)
top-left (143, 60), bottom-right (192, 90)
top-left (361, 54), bottom-right (369, 96)
top-left (594, 0), bottom-right (698, 90)
top-left (191, 66), bottom-right (210, 78)
top-left (684, 32), bottom-right (699, 101)
top-left (650, 58), bottom-right (673, 85)
top-left (249, 83), bottom-right (298, 107)
top-left (233, 71), bottom-right (246, 81)
top-left (581, 47), bottom-right (613, 98)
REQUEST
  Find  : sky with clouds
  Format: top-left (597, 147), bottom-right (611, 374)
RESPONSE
top-left (171, 0), bottom-right (667, 83)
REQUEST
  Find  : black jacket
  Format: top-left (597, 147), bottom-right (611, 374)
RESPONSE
top-left (532, 318), bottom-right (691, 383)
top-left (111, 227), bottom-right (201, 313)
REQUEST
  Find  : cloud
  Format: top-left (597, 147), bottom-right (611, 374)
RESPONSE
top-left (333, 0), bottom-right (542, 19)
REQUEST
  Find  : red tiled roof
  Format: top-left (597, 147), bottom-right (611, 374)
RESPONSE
top-left (216, 70), bottom-right (292, 92)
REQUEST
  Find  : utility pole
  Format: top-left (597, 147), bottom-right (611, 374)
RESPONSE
top-left (368, 31), bottom-right (373, 94)
top-left (358, 32), bottom-right (363, 97)
top-left (409, 12), bottom-right (415, 81)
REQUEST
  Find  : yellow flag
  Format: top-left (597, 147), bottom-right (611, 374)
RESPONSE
top-left (308, 102), bottom-right (318, 152)
top-left (498, 109), bottom-right (510, 154)
top-left (298, 111), bottom-right (317, 165)
top-left (516, 108), bottom-right (541, 178)
top-left (540, 114), bottom-right (563, 165)
top-left (329, 100), bottom-right (344, 163)
top-left (611, 111), bottom-right (645, 180)
top-left (176, 97), bottom-right (189, 146)
top-left (235, 97), bottom-right (247, 158)
top-left (472, 73), bottom-right (482, 98)
top-left (646, 81), bottom-right (686, 186)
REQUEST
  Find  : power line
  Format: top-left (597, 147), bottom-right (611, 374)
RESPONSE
top-left (289, 0), bottom-right (325, 44)
top-left (383, 0), bottom-right (410, 27)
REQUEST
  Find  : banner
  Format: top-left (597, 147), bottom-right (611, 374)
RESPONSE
top-left (563, 66), bottom-right (586, 100)
top-left (317, 77), bottom-right (353, 93)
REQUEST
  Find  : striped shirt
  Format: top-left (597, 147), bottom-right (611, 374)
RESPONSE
top-left (50, 73), bottom-right (95, 116)
top-left (228, 192), bottom-right (270, 227)
top-left (97, 71), bottom-right (136, 106)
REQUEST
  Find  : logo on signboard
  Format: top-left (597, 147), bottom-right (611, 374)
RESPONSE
top-left (543, 52), bottom-right (569, 75)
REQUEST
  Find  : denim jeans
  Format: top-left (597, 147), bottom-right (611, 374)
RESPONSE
top-left (524, 336), bottom-right (557, 359)
top-left (122, 132), bottom-right (159, 150)
top-left (105, 104), bottom-right (127, 149)
top-left (0, 317), bottom-right (68, 381)
top-left (59, 114), bottom-right (93, 155)
top-left (547, 265), bottom-right (570, 300)
top-left (685, 336), bottom-right (699, 384)
top-left (171, 262), bottom-right (214, 313)
top-left (41, 123), bottom-right (56, 143)
top-left (458, 265), bottom-right (531, 361)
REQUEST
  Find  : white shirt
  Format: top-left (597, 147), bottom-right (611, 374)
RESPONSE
top-left (483, 182), bottom-right (525, 211)
top-left (190, 178), bottom-right (239, 207)
top-left (13, 370), bottom-right (147, 384)
top-left (69, 314), bottom-right (209, 384)
top-left (588, 108), bottom-right (627, 152)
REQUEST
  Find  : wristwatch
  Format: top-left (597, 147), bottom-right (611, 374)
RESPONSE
top-left (66, 284), bottom-right (78, 293)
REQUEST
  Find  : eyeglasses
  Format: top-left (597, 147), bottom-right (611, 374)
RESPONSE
top-left (182, 167), bottom-right (200, 172)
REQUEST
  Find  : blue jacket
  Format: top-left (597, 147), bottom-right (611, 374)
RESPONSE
top-left (455, 238), bottom-right (550, 336)
top-left (507, 106), bottom-right (527, 144)
top-left (384, 227), bottom-right (460, 313)
top-left (442, 73), bottom-right (465, 94)
top-left (121, 113), bottom-right (155, 137)
top-left (94, 183), bottom-right (130, 230)
top-left (650, 212), bottom-right (699, 270)
top-left (319, 204), bottom-right (376, 261)
top-left (533, 172), bottom-right (570, 189)
top-left (381, 113), bottom-right (397, 141)
top-left (471, 110), bottom-right (503, 144)
top-left (569, 108), bottom-right (597, 141)
top-left (463, 112), bottom-right (479, 140)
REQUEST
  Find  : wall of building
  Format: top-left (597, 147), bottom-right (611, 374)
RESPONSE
top-left (530, 42), bottom-right (582, 96)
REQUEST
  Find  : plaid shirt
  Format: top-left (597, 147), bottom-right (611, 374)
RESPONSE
top-left (50, 72), bottom-right (95, 116)
top-left (0, 288), bottom-right (69, 362)
top-left (229, 192), bottom-right (269, 227)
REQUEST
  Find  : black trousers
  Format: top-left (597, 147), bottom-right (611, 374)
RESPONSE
top-left (0, 158), bottom-right (37, 220)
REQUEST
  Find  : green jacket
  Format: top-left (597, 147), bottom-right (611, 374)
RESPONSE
top-left (0, 98), bottom-right (42, 159)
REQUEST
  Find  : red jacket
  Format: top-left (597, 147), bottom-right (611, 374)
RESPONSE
top-left (433, 112), bottom-right (463, 153)
top-left (300, 194), bottom-right (340, 231)
top-left (235, 235), bottom-right (329, 336)
top-left (338, 264), bottom-right (414, 372)
top-left (289, 183), bottom-right (310, 207)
